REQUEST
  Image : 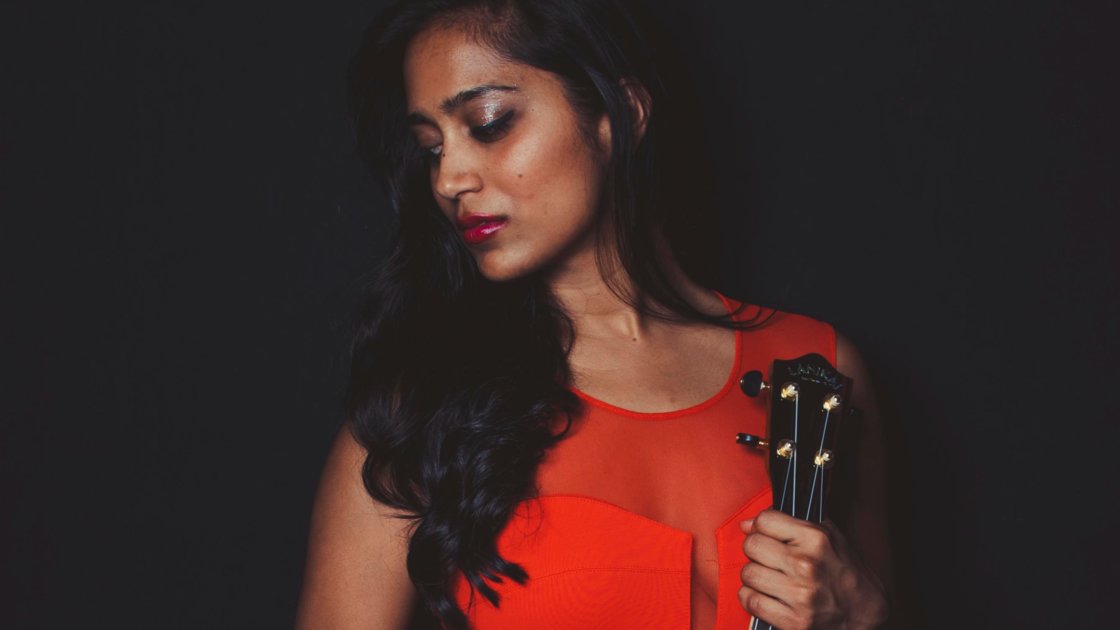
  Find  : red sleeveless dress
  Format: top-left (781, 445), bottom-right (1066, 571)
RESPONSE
top-left (452, 294), bottom-right (836, 629)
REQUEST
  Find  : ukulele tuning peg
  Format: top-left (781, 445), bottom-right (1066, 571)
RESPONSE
top-left (813, 450), bottom-right (835, 468)
top-left (736, 432), bottom-right (768, 448)
top-left (739, 371), bottom-right (769, 397)
top-left (822, 394), bottom-right (842, 411)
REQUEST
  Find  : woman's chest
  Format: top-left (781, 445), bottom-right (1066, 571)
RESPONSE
top-left (455, 399), bottom-right (773, 629)
top-left (538, 405), bottom-right (770, 599)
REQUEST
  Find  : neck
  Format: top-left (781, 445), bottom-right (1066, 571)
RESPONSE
top-left (543, 222), bottom-right (720, 343)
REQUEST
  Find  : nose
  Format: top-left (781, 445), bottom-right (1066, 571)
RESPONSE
top-left (433, 145), bottom-right (483, 202)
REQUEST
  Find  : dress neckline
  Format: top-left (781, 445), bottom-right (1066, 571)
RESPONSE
top-left (566, 290), bottom-right (743, 420)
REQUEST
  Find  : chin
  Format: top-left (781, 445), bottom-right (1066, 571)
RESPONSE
top-left (476, 264), bottom-right (529, 284)
top-left (474, 251), bottom-right (540, 284)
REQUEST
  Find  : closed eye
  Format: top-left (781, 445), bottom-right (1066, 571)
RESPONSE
top-left (415, 109), bottom-right (515, 167)
top-left (470, 110), bottom-right (515, 143)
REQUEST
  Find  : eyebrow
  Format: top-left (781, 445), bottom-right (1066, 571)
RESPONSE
top-left (407, 84), bottom-right (519, 125)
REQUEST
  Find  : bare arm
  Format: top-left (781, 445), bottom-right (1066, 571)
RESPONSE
top-left (295, 426), bottom-right (418, 630)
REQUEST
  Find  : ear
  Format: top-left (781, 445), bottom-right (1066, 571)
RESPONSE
top-left (596, 78), bottom-right (653, 153)
top-left (621, 78), bottom-right (652, 141)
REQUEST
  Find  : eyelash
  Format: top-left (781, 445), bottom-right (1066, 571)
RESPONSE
top-left (471, 110), bottom-right (515, 143)
top-left (419, 110), bottom-right (515, 166)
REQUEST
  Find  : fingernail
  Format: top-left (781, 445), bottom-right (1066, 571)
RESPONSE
top-left (740, 518), bottom-right (754, 531)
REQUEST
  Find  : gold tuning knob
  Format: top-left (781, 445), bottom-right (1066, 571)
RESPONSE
top-left (822, 394), bottom-right (842, 411)
top-left (813, 450), bottom-right (834, 468)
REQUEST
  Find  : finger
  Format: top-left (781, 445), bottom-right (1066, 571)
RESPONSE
top-left (739, 558), bottom-right (801, 605)
top-left (742, 530), bottom-right (799, 576)
top-left (752, 509), bottom-right (818, 541)
top-left (739, 518), bottom-right (754, 533)
top-left (753, 509), bottom-right (835, 557)
top-left (738, 584), bottom-right (799, 629)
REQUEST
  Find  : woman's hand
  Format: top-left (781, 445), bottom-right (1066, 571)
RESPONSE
top-left (738, 509), bottom-right (888, 630)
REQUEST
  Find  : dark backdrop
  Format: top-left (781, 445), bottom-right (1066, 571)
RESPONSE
top-left (3, 1), bottom-right (1117, 628)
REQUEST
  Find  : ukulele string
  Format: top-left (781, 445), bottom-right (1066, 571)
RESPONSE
top-left (752, 386), bottom-right (801, 630)
top-left (751, 390), bottom-right (804, 630)
top-left (805, 466), bottom-right (821, 522)
top-left (778, 451), bottom-right (792, 513)
top-left (792, 394), bottom-right (799, 516)
top-left (757, 410), bottom-right (795, 630)
top-left (818, 466), bottom-right (824, 524)
top-left (803, 405), bottom-right (832, 522)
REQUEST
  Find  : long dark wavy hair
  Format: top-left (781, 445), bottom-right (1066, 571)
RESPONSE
top-left (344, 0), bottom-right (769, 626)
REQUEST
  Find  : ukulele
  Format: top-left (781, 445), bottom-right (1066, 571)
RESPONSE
top-left (736, 353), bottom-right (857, 630)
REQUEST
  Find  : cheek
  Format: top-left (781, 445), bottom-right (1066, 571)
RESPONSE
top-left (494, 136), bottom-right (547, 196)
top-left (496, 123), bottom-right (601, 210)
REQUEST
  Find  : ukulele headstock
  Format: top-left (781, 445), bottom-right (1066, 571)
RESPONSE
top-left (737, 353), bottom-right (853, 523)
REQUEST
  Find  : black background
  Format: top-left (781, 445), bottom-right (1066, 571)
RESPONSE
top-left (3, 0), bottom-right (1117, 628)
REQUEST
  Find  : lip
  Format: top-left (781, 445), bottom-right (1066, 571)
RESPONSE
top-left (456, 214), bottom-right (508, 245)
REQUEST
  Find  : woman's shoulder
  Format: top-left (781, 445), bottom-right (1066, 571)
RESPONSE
top-left (718, 291), bottom-right (836, 332)
top-left (714, 291), bottom-right (838, 364)
top-left (296, 427), bottom-right (418, 629)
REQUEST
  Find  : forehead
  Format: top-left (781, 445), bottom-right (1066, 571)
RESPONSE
top-left (403, 25), bottom-right (527, 112)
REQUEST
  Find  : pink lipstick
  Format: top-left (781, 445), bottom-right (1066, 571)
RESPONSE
top-left (456, 214), bottom-right (508, 245)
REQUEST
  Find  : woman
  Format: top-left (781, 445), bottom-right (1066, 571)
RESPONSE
top-left (296, 0), bottom-right (891, 628)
